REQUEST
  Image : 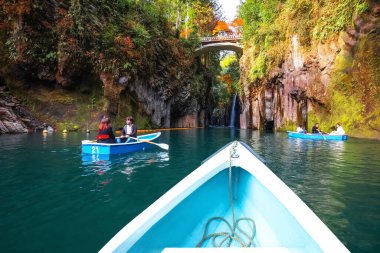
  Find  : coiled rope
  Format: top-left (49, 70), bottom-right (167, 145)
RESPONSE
top-left (196, 142), bottom-right (256, 248)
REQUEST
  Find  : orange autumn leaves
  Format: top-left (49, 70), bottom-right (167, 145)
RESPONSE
top-left (219, 73), bottom-right (234, 94)
top-left (180, 18), bottom-right (243, 38)
top-left (0, 0), bottom-right (30, 29)
top-left (212, 19), bottom-right (243, 36)
top-left (0, 0), bottom-right (30, 16)
top-left (180, 28), bottom-right (192, 39)
top-left (212, 20), bottom-right (230, 35)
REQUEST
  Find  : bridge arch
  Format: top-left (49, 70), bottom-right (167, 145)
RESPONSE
top-left (194, 35), bottom-right (243, 57)
top-left (194, 42), bottom-right (243, 57)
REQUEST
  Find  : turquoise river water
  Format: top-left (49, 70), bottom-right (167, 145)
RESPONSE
top-left (0, 128), bottom-right (379, 253)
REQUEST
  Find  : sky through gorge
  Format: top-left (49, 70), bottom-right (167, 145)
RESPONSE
top-left (218, 0), bottom-right (241, 22)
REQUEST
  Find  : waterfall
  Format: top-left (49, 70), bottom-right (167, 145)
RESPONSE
top-left (229, 93), bottom-right (238, 127)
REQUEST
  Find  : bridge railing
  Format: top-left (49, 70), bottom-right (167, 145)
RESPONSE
top-left (200, 34), bottom-right (242, 43)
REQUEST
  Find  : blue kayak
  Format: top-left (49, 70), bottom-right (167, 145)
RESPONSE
top-left (287, 131), bottom-right (348, 141)
top-left (82, 132), bottom-right (161, 155)
top-left (100, 141), bottom-right (349, 252)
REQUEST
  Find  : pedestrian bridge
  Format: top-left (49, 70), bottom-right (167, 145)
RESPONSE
top-left (194, 35), bottom-right (242, 56)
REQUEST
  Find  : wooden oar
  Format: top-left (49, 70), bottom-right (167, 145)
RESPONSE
top-left (318, 130), bottom-right (326, 140)
top-left (129, 137), bottom-right (169, 150)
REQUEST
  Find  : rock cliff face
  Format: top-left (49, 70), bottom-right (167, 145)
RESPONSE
top-left (240, 35), bottom-right (339, 129)
top-left (0, 86), bottom-right (42, 134)
top-left (240, 3), bottom-right (380, 138)
top-left (0, 46), bottom-right (208, 133)
top-left (99, 39), bottom-right (208, 128)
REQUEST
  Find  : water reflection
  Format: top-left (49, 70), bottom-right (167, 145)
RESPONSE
top-left (81, 151), bottom-right (170, 180)
top-left (42, 131), bottom-right (53, 139)
top-left (0, 133), bottom-right (28, 150)
top-left (328, 141), bottom-right (345, 163)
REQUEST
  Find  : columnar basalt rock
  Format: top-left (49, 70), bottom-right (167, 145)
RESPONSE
top-left (122, 76), bottom-right (173, 128)
top-left (98, 38), bottom-right (207, 128)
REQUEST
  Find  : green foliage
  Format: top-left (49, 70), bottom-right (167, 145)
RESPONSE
top-left (249, 51), bottom-right (266, 80)
top-left (355, 1), bottom-right (369, 16)
top-left (240, 0), bottom-right (368, 84)
top-left (123, 62), bottom-right (132, 70)
top-left (240, 0), bottom-right (280, 43)
top-left (330, 92), bottom-right (364, 131)
top-left (277, 120), bottom-right (297, 132)
top-left (313, 0), bottom-right (367, 41)
top-left (0, 0), bottom-right (222, 131)
top-left (307, 93), bottom-right (365, 134)
top-left (190, 74), bottom-right (208, 101)
top-left (0, 0), bottom-right (221, 78)
top-left (220, 53), bottom-right (241, 93)
top-left (131, 23), bottom-right (151, 47)
top-left (307, 30), bottom-right (380, 137)
top-left (102, 24), bottom-right (120, 49)
top-left (180, 31), bottom-right (201, 49)
top-left (213, 82), bottom-right (230, 106)
top-left (117, 0), bottom-right (133, 8)
top-left (220, 54), bottom-right (237, 69)
top-left (240, 0), bottom-right (284, 83)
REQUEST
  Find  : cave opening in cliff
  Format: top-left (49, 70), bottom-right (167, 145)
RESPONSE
top-left (264, 120), bottom-right (274, 132)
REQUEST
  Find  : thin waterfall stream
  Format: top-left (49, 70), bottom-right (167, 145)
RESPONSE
top-left (229, 93), bottom-right (237, 127)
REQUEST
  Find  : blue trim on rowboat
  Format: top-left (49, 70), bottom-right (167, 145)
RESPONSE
top-left (81, 132), bottom-right (161, 155)
top-left (287, 131), bottom-right (348, 141)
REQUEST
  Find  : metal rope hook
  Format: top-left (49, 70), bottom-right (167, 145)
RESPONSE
top-left (230, 141), bottom-right (240, 159)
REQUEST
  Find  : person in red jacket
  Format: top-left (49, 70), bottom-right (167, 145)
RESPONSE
top-left (96, 117), bottom-right (116, 143)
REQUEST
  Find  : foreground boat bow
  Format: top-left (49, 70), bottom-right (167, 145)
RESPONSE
top-left (100, 141), bottom-right (349, 253)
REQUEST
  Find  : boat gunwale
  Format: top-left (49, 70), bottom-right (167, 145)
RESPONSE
top-left (81, 132), bottom-right (161, 146)
top-left (99, 141), bottom-right (349, 253)
top-left (287, 131), bottom-right (348, 140)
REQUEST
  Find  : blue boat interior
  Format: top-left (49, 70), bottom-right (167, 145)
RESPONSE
top-left (128, 167), bottom-right (322, 253)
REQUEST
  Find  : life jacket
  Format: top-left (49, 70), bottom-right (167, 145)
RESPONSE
top-left (97, 129), bottom-right (110, 140)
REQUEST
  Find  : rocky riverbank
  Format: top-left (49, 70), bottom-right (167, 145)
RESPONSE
top-left (0, 86), bottom-right (43, 134)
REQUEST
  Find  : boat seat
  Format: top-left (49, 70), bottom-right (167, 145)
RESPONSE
top-left (162, 248), bottom-right (294, 253)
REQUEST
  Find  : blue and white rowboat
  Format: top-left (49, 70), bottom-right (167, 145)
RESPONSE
top-left (100, 141), bottom-right (349, 253)
top-left (287, 131), bottom-right (348, 141)
top-left (82, 132), bottom-right (161, 155)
